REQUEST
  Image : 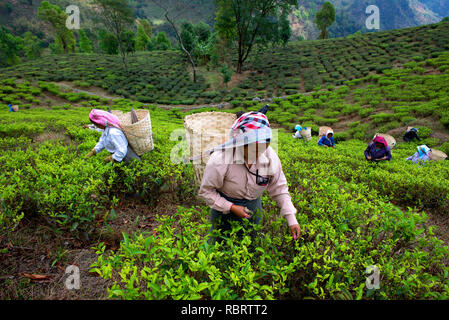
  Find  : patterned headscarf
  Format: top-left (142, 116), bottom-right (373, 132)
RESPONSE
top-left (417, 145), bottom-right (431, 158)
top-left (89, 109), bottom-right (121, 128)
top-left (373, 136), bottom-right (387, 148)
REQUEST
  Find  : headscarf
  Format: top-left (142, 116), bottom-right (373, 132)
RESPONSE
top-left (411, 128), bottom-right (418, 133)
top-left (295, 125), bottom-right (302, 131)
top-left (373, 136), bottom-right (387, 148)
top-left (89, 109), bottom-right (121, 129)
top-left (326, 130), bottom-right (334, 137)
top-left (417, 145), bottom-right (431, 158)
top-left (190, 111), bottom-right (272, 162)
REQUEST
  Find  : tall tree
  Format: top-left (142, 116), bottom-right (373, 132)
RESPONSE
top-left (92, 0), bottom-right (134, 72)
top-left (22, 31), bottom-right (44, 59)
top-left (215, 0), bottom-right (296, 74)
top-left (155, 32), bottom-right (171, 50)
top-left (79, 29), bottom-right (93, 53)
top-left (280, 13), bottom-right (292, 46)
top-left (136, 25), bottom-right (150, 51)
top-left (137, 18), bottom-right (152, 38)
top-left (98, 29), bottom-right (119, 54)
top-left (37, 1), bottom-right (76, 54)
top-left (0, 26), bottom-right (22, 67)
top-left (148, 0), bottom-right (199, 82)
top-left (180, 22), bottom-right (196, 53)
top-left (315, 1), bottom-right (336, 40)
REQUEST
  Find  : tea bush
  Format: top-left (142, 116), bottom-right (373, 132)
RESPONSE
top-left (91, 133), bottom-right (449, 300)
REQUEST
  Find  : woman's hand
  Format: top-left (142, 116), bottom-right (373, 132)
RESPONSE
top-left (85, 149), bottom-right (96, 159)
top-left (230, 205), bottom-right (251, 219)
top-left (290, 224), bottom-right (301, 240)
top-left (104, 155), bottom-right (114, 163)
top-left (367, 155), bottom-right (372, 160)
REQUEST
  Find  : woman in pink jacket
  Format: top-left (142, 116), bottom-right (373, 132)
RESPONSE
top-left (197, 111), bottom-right (301, 242)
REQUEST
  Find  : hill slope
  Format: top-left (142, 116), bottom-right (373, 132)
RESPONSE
top-left (1, 0), bottom-right (449, 40)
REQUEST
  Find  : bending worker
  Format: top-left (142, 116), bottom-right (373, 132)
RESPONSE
top-left (364, 136), bottom-right (391, 162)
top-left (406, 145), bottom-right (432, 165)
top-left (85, 109), bottom-right (141, 163)
top-left (198, 111), bottom-right (301, 241)
top-left (318, 130), bottom-right (335, 148)
top-left (403, 128), bottom-right (421, 142)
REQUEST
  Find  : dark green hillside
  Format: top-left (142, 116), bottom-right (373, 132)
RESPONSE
top-left (242, 21), bottom-right (449, 94)
top-left (1, 21), bottom-right (449, 105)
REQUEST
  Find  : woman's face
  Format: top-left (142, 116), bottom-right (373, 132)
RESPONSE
top-left (91, 120), bottom-right (105, 130)
top-left (375, 142), bottom-right (384, 149)
top-left (244, 143), bottom-right (270, 163)
top-left (327, 133), bottom-right (333, 139)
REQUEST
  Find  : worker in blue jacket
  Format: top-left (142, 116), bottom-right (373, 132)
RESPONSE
top-left (318, 130), bottom-right (335, 148)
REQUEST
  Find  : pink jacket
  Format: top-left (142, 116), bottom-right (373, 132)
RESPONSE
top-left (198, 147), bottom-right (298, 226)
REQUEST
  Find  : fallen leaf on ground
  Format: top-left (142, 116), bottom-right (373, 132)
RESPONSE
top-left (22, 273), bottom-right (51, 281)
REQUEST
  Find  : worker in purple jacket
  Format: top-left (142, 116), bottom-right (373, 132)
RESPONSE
top-left (364, 136), bottom-right (391, 162)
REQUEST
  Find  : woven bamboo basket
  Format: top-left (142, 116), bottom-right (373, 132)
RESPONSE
top-left (184, 112), bottom-right (237, 186)
top-left (111, 110), bottom-right (123, 117)
top-left (118, 110), bottom-right (154, 156)
top-left (12, 105), bottom-right (19, 112)
top-left (301, 127), bottom-right (312, 141)
top-left (429, 149), bottom-right (448, 161)
top-left (374, 133), bottom-right (396, 148)
top-left (318, 126), bottom-right (333, 142)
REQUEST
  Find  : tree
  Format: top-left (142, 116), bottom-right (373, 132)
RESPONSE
top-left (442, 17), bottom-right (449, 22)
top-left (79, 29), bottom-right (93, 53)
top-left (22, 31), bottom-right (44, 59)
top-left (279, 13), bottom-right (292, 46)
top-left (92, 0), bottom-right (134, 72)
top-left (148, 0), bottom-right (200, 82)
top-left (181, 22), bottom-right (196, 53)
top-left (194, 22), bottom-right (211, 43)
top-left (155, 32), bottom-right (171, 50)
top-left (122, 30), bottom-right (136, 55)
top-left (315, 1), bottom-right (336, 40)
top-left (215, 0), bottom-right (296, 74)
top-left (136, 25), bottom-right (150, 51)
top-left (0, 26), bottom-right (22, 67)
top-left (220, 64), bottom-right (233, 87)
top-left (37, 1), bottom-right (76, 54)
top-left (98, 29), bottom-right (119, 54)
top-left (137, 18), bottom-right (152, 38)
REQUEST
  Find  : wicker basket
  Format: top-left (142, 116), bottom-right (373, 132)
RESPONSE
top-left (374, 133), bottom-right (396, 148)
top-left (12, 105), bottom-right (19, 112)
top-left (429, 149), bottom-right (448, 161)
top-left (118, 110), bottom-right (154, 156)
top-left (301, 127), bottom-right (312, 142)
top-left (318, 126), bottom-right (333, 142)
top-left (184, 112), bottom-right (237, 186)
top-left (111, 110), bottom-right (123, 117)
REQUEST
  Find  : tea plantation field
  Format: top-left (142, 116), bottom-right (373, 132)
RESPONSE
top-left (1, 76), bottom-right (449, 299)
top-left (0, 21), bottom-right (448, 105)
top-left (1, 20), bottom-right (449, 300)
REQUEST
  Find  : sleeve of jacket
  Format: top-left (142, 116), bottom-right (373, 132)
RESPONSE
top-left (318, 136), bottom-right (325, 146)
top-left (364, 144), bottom-right (371, 159)
top-left (266, 152), bottom-right (298, 227)
top-left (94, 131), bottom-right (106, 154)
top-left (198, 153), bottom-right (234, 214)
top-left (110, 130), bottom-right (128, 162)
top-left (385, 147), bottom-right (392, 161)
